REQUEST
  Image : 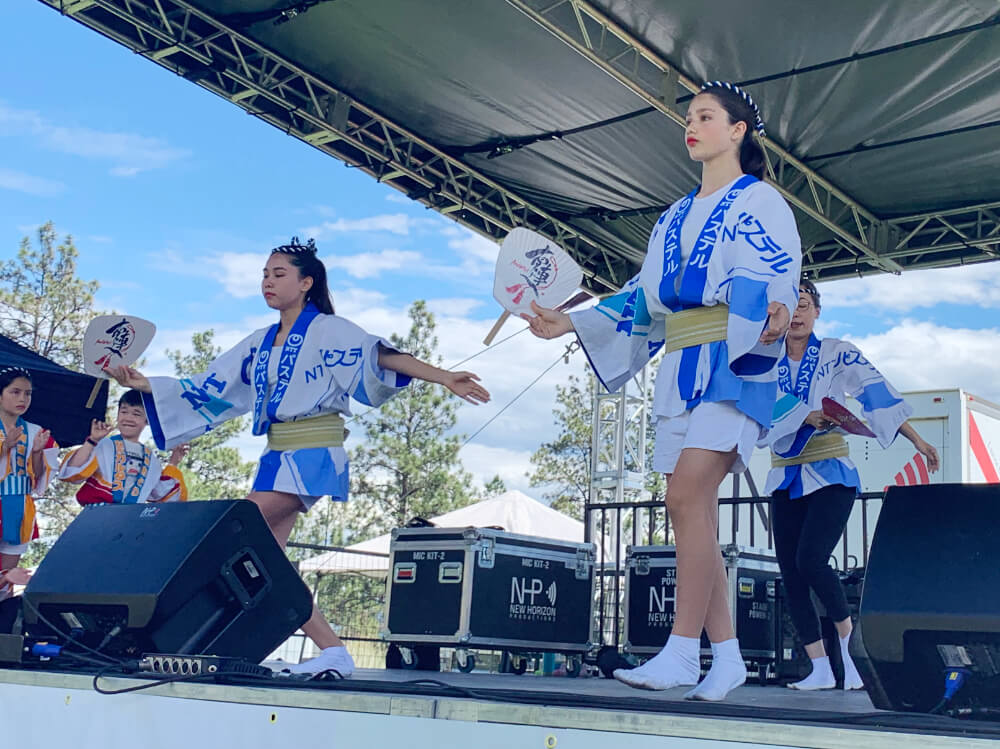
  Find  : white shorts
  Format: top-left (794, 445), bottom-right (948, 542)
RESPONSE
top-left (0, 540), bottom-right (30, 557)
top-left (652, 400), bottom-right (760, 475)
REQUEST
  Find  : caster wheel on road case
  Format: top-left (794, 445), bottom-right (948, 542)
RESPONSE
top-left (596, 645), bottom-right (630, 678)
top-left (565, 656), bottom-right (582, 678)
top-left (510, 656), bottom-right (528, 675)
top-left (758, 664), bottom-right (768, 685)
top-left (457, 653), bottom-right (476, 673)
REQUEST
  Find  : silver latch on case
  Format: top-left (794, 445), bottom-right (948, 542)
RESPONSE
top-left (635, 556), bottom-right (650, 575)
top-left (477, 538), bottom-right (495, 568)
top-left (575, 549), bottom-right (590, 580)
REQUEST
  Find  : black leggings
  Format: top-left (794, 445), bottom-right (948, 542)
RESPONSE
top-left (771, 484), bottom-right (855, 646)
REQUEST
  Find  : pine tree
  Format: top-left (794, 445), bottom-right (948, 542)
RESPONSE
top-left (528, 364), bottom-right (666, 521)
top-left (1, 224), bottom-right (100, 561)
top-left (345, 300), bottom-right (475, 538)
top-left (0, 222), bottom-right (98, 369)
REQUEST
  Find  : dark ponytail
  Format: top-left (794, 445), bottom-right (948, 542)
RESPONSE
top-left (271, 237), bottom-right (335, 315)
top-left (699, 82), bottom-right (767, 180)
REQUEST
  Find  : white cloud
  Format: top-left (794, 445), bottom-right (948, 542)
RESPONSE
top-left (326, 249), bottom-right (422, 279)
top-left (426, 297), bottom-right (484, 318)
top-left (305, 213), bottom-right (414, 238)
top-left (0, 102), bottom-right (189, 176)
top-left (384, 192), bottom-right (412, 205)
top-left (216, 252), bottom-right (264, 298)
top-left (846, 320), bottom-right (1000, 404)
top-left (0, 168), bottom-right (64, 196)
top-left (444, 226), bottom-right (500, 264)
top-left (821, 263), bottom-right (1000, 311)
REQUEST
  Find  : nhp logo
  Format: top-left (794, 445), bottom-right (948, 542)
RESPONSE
top-left (509, 576), bottom-right (558, 621)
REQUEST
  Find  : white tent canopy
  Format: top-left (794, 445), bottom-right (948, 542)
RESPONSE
top-left (299, 490), bottom-right (607, 576)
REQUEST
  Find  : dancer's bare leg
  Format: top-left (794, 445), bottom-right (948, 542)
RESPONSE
top-left (248, 491), bottom-right (346, 657)
top-left (614, 447), bottom-right (735, 691)
top-left (667, 447), bottom-right (736, 638)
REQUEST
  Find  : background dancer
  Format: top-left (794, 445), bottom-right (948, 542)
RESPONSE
top-left (523, 81), bottom-right (800, 701)
top-left (765, 279), bottom-right (939, 690)
top-left (111, 237), bottom-right (490, 677)
top-left (59, 389), bottom-right (188, 505)
top-left (0, 367), bottom-right (58, 574)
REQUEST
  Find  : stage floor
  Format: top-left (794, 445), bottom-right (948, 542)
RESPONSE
top-left (3, 665), bottom-right (999, 748)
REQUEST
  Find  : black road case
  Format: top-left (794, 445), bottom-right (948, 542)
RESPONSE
top-left (382, 527), bottom-right (596, 671)
top-left (623, 543), bottom-right (781, 677)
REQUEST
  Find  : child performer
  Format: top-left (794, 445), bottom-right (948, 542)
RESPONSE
top-left (59, 389), bottom-right (189, 505)
top-left (522, 81), bottom-right (801, 701)
top-left (110, 237), bottom-right (490, 677)
top-left (0, 366), bottom-right (59, 572)
top-left (764, 279), bottom-right (939, 691)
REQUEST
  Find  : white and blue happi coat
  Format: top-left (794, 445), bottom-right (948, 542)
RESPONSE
top-left (142, 304), bottom-right (410, 501)
top-left (571, 176), bottom-right (801, 430)
top-left (764, 335), bottom-right (912, 498)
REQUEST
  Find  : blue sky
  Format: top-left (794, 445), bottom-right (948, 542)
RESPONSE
top-left (3, 0), bottom-right (999, 494)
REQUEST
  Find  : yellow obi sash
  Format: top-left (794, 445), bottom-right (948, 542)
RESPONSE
top-left (770, 432), bottom-right (850, 468)
top-left (664, 304), bottom-right (729, 353)
top-left (266, 413), bottom-right (346, 452)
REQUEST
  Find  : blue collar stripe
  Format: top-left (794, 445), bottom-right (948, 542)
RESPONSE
top-left (659, 175), bottom-right (758, 312)
top-left (253, 303), bottom-right (320, 433)
top-left (779, 333), bottom-right (821, 402)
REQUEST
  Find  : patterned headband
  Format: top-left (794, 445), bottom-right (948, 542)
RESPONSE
top-left (699, 81), bottom-right (766, 138)
top-left (271, 236), bottom-right (317, 255)
top-left (0, 366), bottom-right (31, 380)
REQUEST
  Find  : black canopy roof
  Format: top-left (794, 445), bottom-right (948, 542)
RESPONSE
top-left (37, 0), bottom-right (1000, 292)
top-left (0, 334), bottom-right (109, 447)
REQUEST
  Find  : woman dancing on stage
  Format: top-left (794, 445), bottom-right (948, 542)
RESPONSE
top-left (0, 367), bottom-right (57, 575)
top-left (764, 279), bottom-right (939, 691)
top-left (111, 238), bottom-right (490, 677)
top-left (523, 81), bottom-right (800, 701)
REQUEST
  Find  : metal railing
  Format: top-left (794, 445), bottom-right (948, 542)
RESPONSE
top-left (285, 541), bottom-right (390, 669)
top-left (584, 491), bottom-right (883, 648)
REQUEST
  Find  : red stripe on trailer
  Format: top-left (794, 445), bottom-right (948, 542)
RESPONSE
top-left (914, 453), bottom-right (930, 484)
top-left (904, 463), bottom-right (918, 485)
top-left (969, 412), bottom-right (1000, 483)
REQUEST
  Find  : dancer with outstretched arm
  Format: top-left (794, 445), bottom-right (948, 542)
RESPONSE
top-left (112, 237), bottom-right (490, 677)
top-left (522, 82), bottom-right (801, 701)
top-left (764, 279), bottom-right (939, 691)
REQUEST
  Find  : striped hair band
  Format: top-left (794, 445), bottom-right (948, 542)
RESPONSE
top-left (271, 236), bottom-right (317, 255)
top-left (0, 366), bottom-right (31, 380)
top-left (699, 81), bottom-right (766, 138)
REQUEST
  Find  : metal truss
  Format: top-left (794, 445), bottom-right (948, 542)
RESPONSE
top-left (587, 368), bottom-right (647, 647)
top-left (589, 368), bottom-right (647, 504)
top-left (506, 0), bottom-right (1000, 280)
top-left (40, 0), bottom-right (1000, 285)
top-left (808, 201), bottom-right (1000, 275)
top-left (39, 0), bottom-right (640, 294)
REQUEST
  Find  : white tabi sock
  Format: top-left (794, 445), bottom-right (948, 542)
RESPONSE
top-left (282, 646), bottom-right (355, 677)
top-left (787, 656), bottom-right (836, 690)
top-left (613, 634), bottom-right (700, 690)
top-left (840, 633), bottom-right (864, 690)
top-left (684, 638), bottom-right (747, 701)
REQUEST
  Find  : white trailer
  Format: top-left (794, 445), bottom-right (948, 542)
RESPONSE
top-left (720, 389), bottom-right (1000, 564)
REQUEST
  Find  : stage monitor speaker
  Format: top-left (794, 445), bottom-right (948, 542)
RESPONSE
top-left (856, 483), bottom-right (1000, 712)
top-left (22, 500), bottom-right (313, 663)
